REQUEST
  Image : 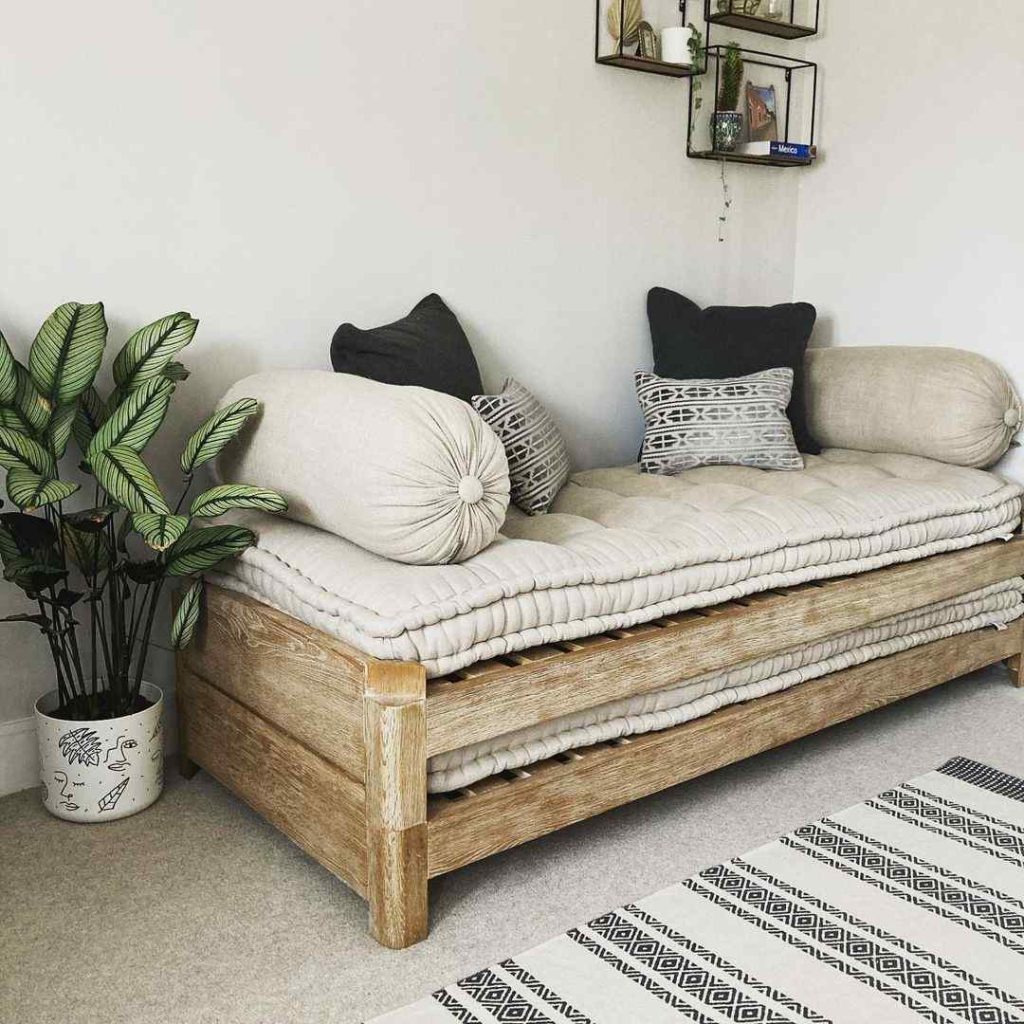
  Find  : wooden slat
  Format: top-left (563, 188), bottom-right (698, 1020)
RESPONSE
top-left (179, 666), bottom-right (367, 894)
top-left (425, 538), bottom-right (1024, 757)
top-left (426, 620), bottom-right (1022, 876)
top-left (186, 586), bottom-right (367, 770)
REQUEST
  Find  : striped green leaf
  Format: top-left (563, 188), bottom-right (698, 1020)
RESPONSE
top-left (88, 378), bottom-right (173, 459)
top-left (91, 445), bottom-right (169, 515)
top-left (0, 427), bottom-right (56, 475)
top-left (0, 364), bottom-right (51, 436)
top-left (113, 312), bottom-right (197, 392)
top-left (28, 302), bottom-right (107, 405)
top-left (180, 398), bottom-right (259, 475)
top-left (164, 525), bottom-right (255, 577)
top-left (5, 468), bottom-right (79, 512)
top-left (170, 580), bottom-right (204, 649)
top-left (71, 386), bottom-right (105, 457)
top-left (132, 512), bottom-right (189, 551)
top-left (45, 402), bottom-right (78, 459)
top-left (0, 329), bottom-right (16, 406)
top-left (190, 484), bottom-right (287, 518)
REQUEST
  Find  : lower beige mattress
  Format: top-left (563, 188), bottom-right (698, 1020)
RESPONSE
top-left (211, 450), bottom-right (1023, 677)
top-left (426, 578), bottom-right (1024, 792)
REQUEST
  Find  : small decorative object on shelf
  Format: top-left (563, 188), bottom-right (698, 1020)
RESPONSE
top-left (606, 0), bottom-right (643, 49)
top-left (705, 0), bottom-right (819, 40)
top-left (712, 42), bottom-right (744, 152)
top-left (636, 19), bottom-right (660, 59)
top-left (596, 0), bottom-right (706, 78)
top-left (717, 0), bottom-right (760, 13)
top-left (688, 45), bottom-right (818, 167)
top-left (661, 24), bottom-right (696, 65)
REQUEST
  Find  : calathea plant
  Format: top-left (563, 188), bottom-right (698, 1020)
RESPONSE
top-left (0, 302), bottom-right (286, 721)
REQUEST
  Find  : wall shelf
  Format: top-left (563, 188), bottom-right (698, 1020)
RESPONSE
top-left (704, 1), bottom-right (819, 42)
top-left (706, 12), bottom-right (816, 39)
top-left (686, 46), bottom-right (818, 168)
top-left (687, 149), bottom-right (814, 168)
top-left (596, 53), bottom-right (700, 78)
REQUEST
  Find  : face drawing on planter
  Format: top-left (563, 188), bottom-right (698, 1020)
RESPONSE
top-left (53, 771), bottom-right (79, 812)
top-left (104, 735), bottom-right (139, 772)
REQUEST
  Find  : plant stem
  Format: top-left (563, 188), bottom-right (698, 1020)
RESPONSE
top-left (131, 577), bottom-right (165, 704)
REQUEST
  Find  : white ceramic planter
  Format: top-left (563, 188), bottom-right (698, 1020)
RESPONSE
top-left (35, 681), bottom-right (165, 823)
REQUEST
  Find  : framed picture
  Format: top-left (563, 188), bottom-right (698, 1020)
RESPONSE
top-left (745, 83), bottom-right (778, 143)
top-left (636, 20), bottom-right (660, 60)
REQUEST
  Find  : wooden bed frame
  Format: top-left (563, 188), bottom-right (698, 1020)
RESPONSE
top-left (176, 536), bottom-right (1024, 948)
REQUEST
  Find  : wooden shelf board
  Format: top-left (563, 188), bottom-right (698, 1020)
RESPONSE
top-left (596, 54), bottom-right (699, 78)
top-left (706, 12), bottom-right (817, 39)
top-left (688, 149), bottom-right (815, 168)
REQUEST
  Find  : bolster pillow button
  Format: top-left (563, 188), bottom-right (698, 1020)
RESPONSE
top-left (1004, 408), bottom-right (1021, 428)
top-left (458, 475), bottom-right (485, 504)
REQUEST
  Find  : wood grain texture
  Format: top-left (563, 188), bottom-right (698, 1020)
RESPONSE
top-left (426, 621), bottom-right (1022, 877)
top-left (364, 661), bottom-right (428, 948)
top-left (178, 666), bottom-right (367, 895)
top-left (186, 585), bottom-right (368, 770)
top-left (1008, 654), bottom-right (1024, 687)
top-left (425, 537), bottom-right (1024, 756)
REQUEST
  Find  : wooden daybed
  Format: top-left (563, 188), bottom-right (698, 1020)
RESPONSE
top-left (176, 533), bottom-right (1024, 948)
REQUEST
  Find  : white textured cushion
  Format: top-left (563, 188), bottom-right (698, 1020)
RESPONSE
top-left (806, 346), bottom-right (1022, 468)
top-left (636, 367), bottom-right (803, 473)
top-left (211, 450), bottom-right (1023, 676)
top-left (472, 378), bottom-right (570, 515)
top-left (214, 371), bottom-right (510, 565)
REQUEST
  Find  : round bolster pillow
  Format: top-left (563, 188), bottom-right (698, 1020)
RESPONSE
top-left (805, 346), bottom-right (1022, 468)
top-left (215, 371), bottom-right (510, 565)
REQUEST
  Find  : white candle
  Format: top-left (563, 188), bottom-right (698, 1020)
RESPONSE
top-left (660, 26), bottom-right (693, 65)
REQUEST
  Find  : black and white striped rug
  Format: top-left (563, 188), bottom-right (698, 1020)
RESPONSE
top-left (371, 757), bottom-right (1024, 1023)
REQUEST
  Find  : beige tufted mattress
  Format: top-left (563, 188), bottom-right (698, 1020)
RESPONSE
top-left (426, 578), bottom-right (1024, 791)
top-left (211, 449), bottom-right (1024, 676)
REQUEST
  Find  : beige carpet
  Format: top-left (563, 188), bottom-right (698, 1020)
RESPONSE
top-left (1, 664), bottom-right (1022, 1024)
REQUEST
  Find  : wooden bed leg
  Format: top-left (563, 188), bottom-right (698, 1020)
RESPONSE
top-left (1007, 654), bottom-right (1024, 688)
top-left (175, 653), bottom-right (201, 779)
top-left (364, 661), bottom-right (428, 948)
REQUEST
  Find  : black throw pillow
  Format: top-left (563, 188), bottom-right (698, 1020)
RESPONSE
top-left (646, 287), bottom-right (820, 454)
top-left (330, 293), bottom-right (483, 403)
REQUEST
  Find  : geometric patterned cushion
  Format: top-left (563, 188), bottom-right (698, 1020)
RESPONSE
top-left (472, 378), bottom-right (571, 514)
top-left (636, 367), bottom-right (804, 474)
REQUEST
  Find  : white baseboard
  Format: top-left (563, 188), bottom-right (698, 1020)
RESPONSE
top-left (0, 681), bottom-right (178, 799)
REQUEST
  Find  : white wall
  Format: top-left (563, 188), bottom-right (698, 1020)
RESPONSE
top-left (0, 0), bottom-right (800, 787)
top-left (794, 0), bottom-right (1024, 479)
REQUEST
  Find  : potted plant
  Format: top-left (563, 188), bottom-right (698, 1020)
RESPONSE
top-left (713, 43), bottom-right (745, 152)
top-left (0, 303), bottom-right (286, 822)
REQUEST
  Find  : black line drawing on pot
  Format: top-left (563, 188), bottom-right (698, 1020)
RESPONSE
top-left (104, 735), bottom-right (138, 772)
top-left (53, 771), bottom-right (80, 811)
top-left (98, 776), bottom-right (130, 813)
top-left (58, 727), bottom-right (102, 767)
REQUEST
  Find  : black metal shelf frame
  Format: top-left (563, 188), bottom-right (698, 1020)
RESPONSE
top-left (595, 0), bottom-right (708, 79)
top-left (703, 0), bottom-right (819, 42)
top-left (685, 44), bottom-right (817, 167)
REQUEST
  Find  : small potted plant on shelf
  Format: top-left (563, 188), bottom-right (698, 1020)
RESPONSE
top-left (712, 42), bottom-right (745, 152)
top-left (0, 303), bottom-right (286, 822)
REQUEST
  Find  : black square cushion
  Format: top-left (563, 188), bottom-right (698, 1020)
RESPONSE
top-left (646, 287), bottom-right (820, 454)
top-left (330, 293), bottom-right (483, 403)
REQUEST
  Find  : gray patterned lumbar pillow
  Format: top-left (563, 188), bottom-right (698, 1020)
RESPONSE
top-left (635, 367), bottom-right (804, 474)
top-left (472, 378), bottom-right (571, 514)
